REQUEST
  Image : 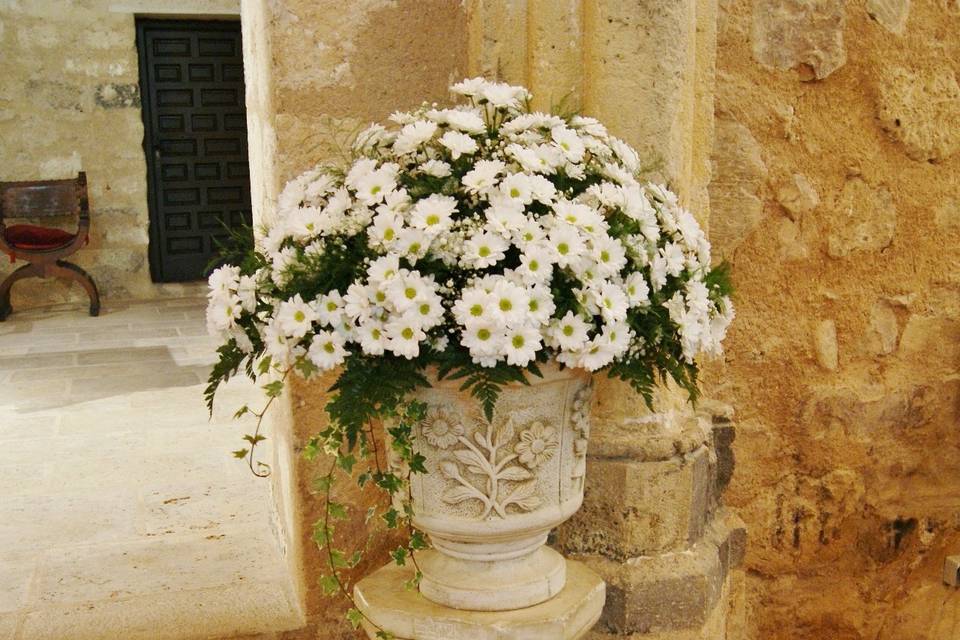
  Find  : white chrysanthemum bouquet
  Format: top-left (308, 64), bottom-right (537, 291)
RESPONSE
top-left (204, 77), bottom-right (732, 631)
top-left (207, 78), bottom-right (732, 412)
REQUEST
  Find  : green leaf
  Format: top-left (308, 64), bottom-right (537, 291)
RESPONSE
top-left (327, 502), bottom-right (348, 520)
top-left (262, 380), bottom-right (285, 398)
top-left (231, 448), bottom-right (248, 459)
top-left (233, 405), bottom-right (250, 419)
top-left (257, 355), bottom-right (273, 375)
top-left (337, 453), bottom-right (357, 474)
top-left (391, 547), bottom-right (407, 566)
top-left (382, 508), bottom-right (400, 529)
top-left (346, 608), bottom-right (364, 629)
top-left (409, 531), bottom-right (428, 551)
top-left (330, 548), bottom-right (349, 569)
top-left (319, 574), bottom-right (340, 596)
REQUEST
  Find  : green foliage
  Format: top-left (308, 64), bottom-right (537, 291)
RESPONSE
top-left (204, 339), bottom-right (245, 415)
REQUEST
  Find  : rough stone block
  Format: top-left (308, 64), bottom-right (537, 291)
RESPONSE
top-left (95, 83), bottom-right (141, 109)
top-left (711, 420), bottom-right (736, 497)
top-left (557, 447), bottom-right (713, 559)
top-left (580, 510), bottom-right (746, 636)
top-left (944, 556), bottom-right (960, 587)
top-left (751, 0), bottom-right (847, 79)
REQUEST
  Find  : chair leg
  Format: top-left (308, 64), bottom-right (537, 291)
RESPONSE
top-left (51, 260), bottom-right (101, 317)
top-left (0, 263), bottom-right (44, 321)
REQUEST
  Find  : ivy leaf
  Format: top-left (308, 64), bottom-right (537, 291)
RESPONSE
top-left (409, 531), bottom-right (428, 551)
top-left (319, 574), bottom-right (339, 596)
top-left (231, 448), bottom-right (248, 459)
top-left (233, 405), bottom-right (250, 419)
top-left (262, 380), bottom-right (285, 398)
top-left (346, 608), bottom-right (364, 629)
top-left (337, 453), bottom-right (357, 474)
top-left (330, 549), bottom-right (349, 569)
top-left (327, 502), bottom-right (348, 520)
top-left (391, 547), bottom-right (407, 566)
top-left (382, 508), bottom-right (400, 529)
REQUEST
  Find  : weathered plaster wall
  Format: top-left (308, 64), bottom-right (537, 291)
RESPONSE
top-left (241, 1), bottom-right (470, 636)
top-left (706, 0), bottom-right (960, 637)
top-left (0, 0), bottom-right (238, 309)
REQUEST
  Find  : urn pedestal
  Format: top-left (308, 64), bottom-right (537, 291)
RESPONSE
top-left (355, 364), bottom-right (606, 638)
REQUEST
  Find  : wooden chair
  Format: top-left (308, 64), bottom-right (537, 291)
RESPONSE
top-left (0, 172), bottom-right (100, 320)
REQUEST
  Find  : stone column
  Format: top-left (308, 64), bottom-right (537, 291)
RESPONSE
top-left (240, 1), bottom-right (470, 636)
top-left (465, 0), bottom-right (745, 637)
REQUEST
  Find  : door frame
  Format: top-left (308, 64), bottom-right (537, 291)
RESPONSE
top-left (135, 17), bottom-right (244, 283)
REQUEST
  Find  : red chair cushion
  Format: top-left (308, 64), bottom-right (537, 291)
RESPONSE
top-left (4, 224), bottom-right (76, 250)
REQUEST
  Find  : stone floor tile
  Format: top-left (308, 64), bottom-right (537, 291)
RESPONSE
top-left (19, 581), bottom-right (302, 640)
top-left (0, 297), bottom-right (300, 639)
top-left (33, 530), bottom-right (284, 606)
top-left (0, 557), bottom-right (37, 614)
top-left (0, 613), bottom-right (19, 640)
top-left (0, 492), bottom-right (138, 552)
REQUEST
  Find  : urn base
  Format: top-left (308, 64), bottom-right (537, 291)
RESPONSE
top-left (354, 558), bottom-right (605, 640)
top-left (418, 545), bottom-right (566, 611)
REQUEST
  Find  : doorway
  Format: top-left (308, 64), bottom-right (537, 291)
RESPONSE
top-left (136, 19), bottom-right (253, 283)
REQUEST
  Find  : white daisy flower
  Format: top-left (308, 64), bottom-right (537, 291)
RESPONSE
top-left (316, 290), bottom-right (345, 326)
top-left (307, 329), bottom-right (347, 370)
top-left (503, 325), bottom-right (542, 366)
top-left (462, 230), bottom-right (509, 268)
top-left (548, 224), bottom-right (586, 268)
top-left (490, 278), bottom-right (528, 326)
top-left (385, 315), bottom-right (426, 359)
top-left (276, 294), bottom-right (318, 339)
top-left (499, 173), bottom-right (534, 205)
top-left (526, 285), bottom-right (556, 325)
top-left (462, 159), bottom-right (505, 194)
top-left (354, 165), bottom-right (397, 205)
top-left (452, 288), bottom-right (494, 326)
top-left (410, 194), bottom-right (457, 234)
top-left (393, 120), bottom-right (438, 155)
top-left (357, 319), bottom-right (388, 355)
top-left (625, 271), bottom-right (651, 307)
top-left (369, 212), bottom-right (402, 249)
top-left (547, 311), bottom-right (591, 351)
top-left (517, 247), bottom-right (554, 285)
top-left (593, 282), bottom-right (629, 323)
top-left (461, 320), bottom-right (505, 363)
top-left (420, 159), bottom-right (452, 178)
top-left (440, 130), bottom-right (479, 159)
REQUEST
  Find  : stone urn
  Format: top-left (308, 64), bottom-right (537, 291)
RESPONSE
top-left (395, 363), bottom-right (594, 612)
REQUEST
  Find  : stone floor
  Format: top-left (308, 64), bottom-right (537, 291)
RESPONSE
top-left (0, 295), bottom-right (304, 640)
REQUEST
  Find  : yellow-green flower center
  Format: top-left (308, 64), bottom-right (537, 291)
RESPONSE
top-left (401, 327), bottom-right (414, 340)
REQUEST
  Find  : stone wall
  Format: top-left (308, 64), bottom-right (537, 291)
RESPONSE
top-left (706, 0), bottom-right (960, 637)
top-left (0, 0), bottom-right (239, 309)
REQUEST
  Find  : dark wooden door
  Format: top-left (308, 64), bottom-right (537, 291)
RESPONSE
top-left (136, 19), bottom-right (252, 282)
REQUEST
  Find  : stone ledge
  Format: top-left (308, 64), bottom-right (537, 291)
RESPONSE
top-left (579, 509), bottom-right (746, 635)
